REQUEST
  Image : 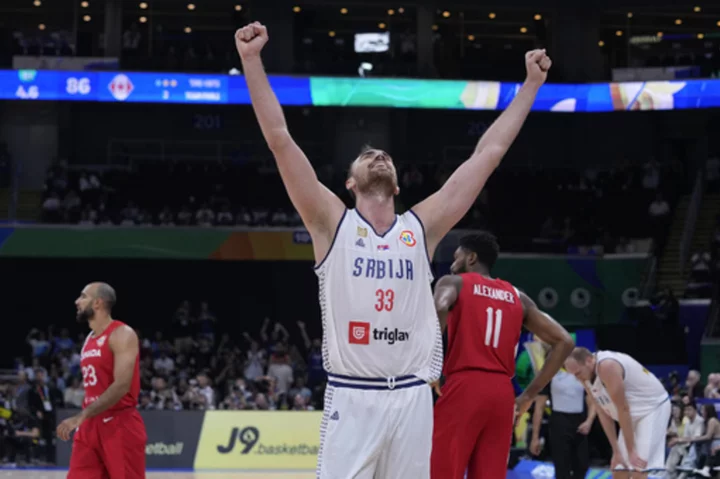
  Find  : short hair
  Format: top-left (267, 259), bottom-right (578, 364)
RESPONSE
top-left (568, 347), bottom-right (593, 363)
top-left (459, 232), bottom-right (500, 271)
top-left (347, 144), bottom-right (376, 180)
top-left (684, 400), bottom-right (697, 410)
top-left (94, 282), bottom-right (117, 312)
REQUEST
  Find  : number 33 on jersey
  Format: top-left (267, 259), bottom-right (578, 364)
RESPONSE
top-left (315, 209), bottom-right (443, 381)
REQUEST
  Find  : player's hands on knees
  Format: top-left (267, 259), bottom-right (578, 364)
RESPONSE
top-left (56, 414), bottom-right (84, 441)
top-left (628, 450), bottom-right (648, 471)
top-left (610, 450), bottom-right (627, 471)
top-left (235, 22), bottom-right (268, 60)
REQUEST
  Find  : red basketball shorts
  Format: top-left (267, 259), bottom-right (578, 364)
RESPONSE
top-left (431, 370), bottom-right (515, 479)
top-left (68, 408), bottom-right (147, 479)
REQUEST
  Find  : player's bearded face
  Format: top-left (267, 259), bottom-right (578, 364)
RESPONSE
top-left (76, 302), bottom-right (95, 322)
top-left (352, 151), bottom-right (398, 197)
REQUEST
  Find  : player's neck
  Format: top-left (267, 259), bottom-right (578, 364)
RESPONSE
top-left (89, 315), bottom-right (113, 336)
top-left (469, 267), bottom-right (490, 277)
top-left (355, 194), bottom-right (395, 234)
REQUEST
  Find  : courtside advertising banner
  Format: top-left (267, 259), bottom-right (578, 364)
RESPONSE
top-left (194, 411), bottom-right (321, 470)
top-left (56, 409), bottom-right (204, 469)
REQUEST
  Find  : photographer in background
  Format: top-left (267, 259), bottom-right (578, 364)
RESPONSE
top-left (26, 368), bottom-right (60, 464)
top-left (3, 410), bottom-right (41, 465)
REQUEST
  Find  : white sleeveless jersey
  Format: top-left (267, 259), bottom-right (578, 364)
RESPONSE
top-left (586, 350), bottom-right (668, 421)
top-left (314, 209), bottom-right (443, 382)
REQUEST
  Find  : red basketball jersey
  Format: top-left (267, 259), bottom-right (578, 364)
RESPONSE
top-left (443, 273), bottom-right (525, 377)
top-left (80, 320), bottom-right (140, 413)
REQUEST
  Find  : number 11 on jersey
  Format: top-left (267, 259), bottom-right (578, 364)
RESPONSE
top-left (485, 307), bottom-right (502, 348)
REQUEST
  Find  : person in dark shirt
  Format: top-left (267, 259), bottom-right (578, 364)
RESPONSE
top-left (5, 411), bottom-right (41, 464)
top-left (686, 370), bottom-right (705, 401)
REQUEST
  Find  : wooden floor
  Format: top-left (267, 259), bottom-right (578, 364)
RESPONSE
top-left (0, 471), bottom-right (315, 479)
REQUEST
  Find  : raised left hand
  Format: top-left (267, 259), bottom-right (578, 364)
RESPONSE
top-left (56, 414), bottom-right (84, 441)
top-left (525, 49), bottom-right (552, 87)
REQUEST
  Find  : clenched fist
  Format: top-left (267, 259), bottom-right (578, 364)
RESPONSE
top-left (524, 49), bottom-right (552, 87)
top-left (235, 22), bottom-right (268, 60)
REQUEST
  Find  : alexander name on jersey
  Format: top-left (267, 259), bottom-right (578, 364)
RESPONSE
top-left (473, 284), bottom-right (516, 304)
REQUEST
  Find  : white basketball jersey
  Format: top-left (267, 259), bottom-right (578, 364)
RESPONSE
top-left (314, 209), bottom-right (443, 382)
top-left (587, 350), bottom-right (668, 421)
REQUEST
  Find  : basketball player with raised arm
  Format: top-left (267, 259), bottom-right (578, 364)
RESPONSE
top-left (235, 21), bottom-right (551, 478)
top-left (564, 347), bottom-right (671, 478)
top-left (431, 233), bottom-right (575, 479)
top-left (57, 283), bottom-right (146, 479)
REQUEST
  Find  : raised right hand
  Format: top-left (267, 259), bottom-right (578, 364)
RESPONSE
top-left (235, 22), bottom-right (268, 60)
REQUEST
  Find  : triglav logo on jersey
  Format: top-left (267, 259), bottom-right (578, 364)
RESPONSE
top-left (399, 230), bottom-right (416, 247)
top-left (355, 238), bottom-right (365, 248)
top-left (108, 74), bottom-right (134, 101)
top-left (348, 322), bottom-right (410, 345)
top-left (348, 321), bottom-right (370, 345)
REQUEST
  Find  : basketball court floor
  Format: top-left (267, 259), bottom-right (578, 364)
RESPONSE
top-left (0, 469), bottom-right (541, 478)
top-left (0, 471), bottom-right (316, 479)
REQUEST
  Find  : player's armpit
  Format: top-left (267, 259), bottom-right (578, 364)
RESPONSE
top-left (519, 292), bottom-right (574, 398)
top-left (433, 275), bottom-right (462, 332)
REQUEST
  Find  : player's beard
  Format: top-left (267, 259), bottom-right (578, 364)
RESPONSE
top-left (356, 166), bottom-right (396, 198)
top-left (76, 305), bottom-right (95, 323)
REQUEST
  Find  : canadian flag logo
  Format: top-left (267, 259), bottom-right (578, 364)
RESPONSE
top-left (108, 74), bottom-right (134, 101)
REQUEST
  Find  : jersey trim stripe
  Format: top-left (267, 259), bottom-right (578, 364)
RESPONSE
top-left (355, 209), bottom-right (398, 238)
top-left (408, 209), bottom-right (433, 268)
top-left (313, 208), bottom-right (348, 271)
top-left (328, 379), bottom-right (426, 391)
top-left (328, 373), bottom-right (417, 383)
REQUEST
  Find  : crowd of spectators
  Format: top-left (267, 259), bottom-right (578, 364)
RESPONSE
top-left (40, 156), bottom-right (679, 255)
top-left (662, 370), bottom-right (720, 478)
top-left (0, 301), bottom-right (325, 465)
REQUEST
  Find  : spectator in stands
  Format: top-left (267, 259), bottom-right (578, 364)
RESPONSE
top-left (243, 337), bottom-right (267, 382)
top-left (26, 329), bottom-right (51, 361)
top-left (705, 374), bottom-right (720, 399)
top-left (686, 370), bottom-right (705, 401)
top-left (63, 377), bottom-right (83, 409)
top-left (677, 403), bottom-right (720, 477)
top-left (665, 401), bottom-right (705, 478)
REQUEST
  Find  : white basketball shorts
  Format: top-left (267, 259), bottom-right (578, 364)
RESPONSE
top-left (316, 374), bottom-right (433, 479)
top-left (617, 398), bottom-right (671, 472)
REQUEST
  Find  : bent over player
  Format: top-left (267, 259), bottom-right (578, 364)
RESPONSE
top-left (564, 347), bottom-right (671, 478)
top-left (57, 282), bottom-right (146, 479)
top-left (431, 233), bottom-right (575, 479)
top-left (235, 21), bottom-right (551, 478)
